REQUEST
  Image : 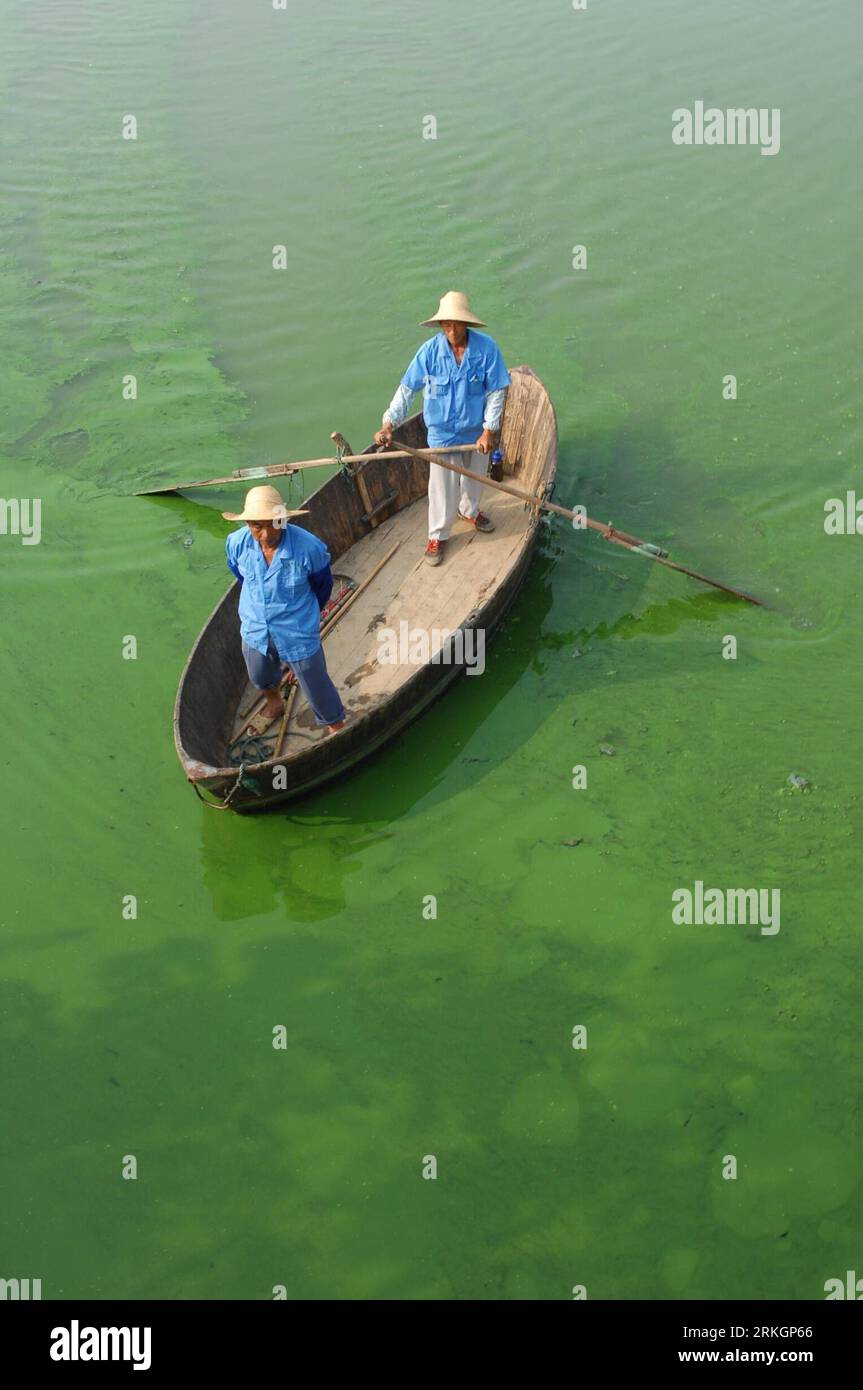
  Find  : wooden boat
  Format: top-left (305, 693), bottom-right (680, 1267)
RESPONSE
top-left (174, 365), bottom-right (557, 810)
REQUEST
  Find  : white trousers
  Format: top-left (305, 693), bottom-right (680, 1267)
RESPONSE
top-left (428, 450), bottom-right (485, 541)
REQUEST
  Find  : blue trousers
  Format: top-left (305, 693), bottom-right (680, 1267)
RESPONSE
top-left (242, 638), bottom-right (345, 727)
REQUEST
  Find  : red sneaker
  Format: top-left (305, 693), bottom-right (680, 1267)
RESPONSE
top-left (459, 510), bottom-right (495, 532)
top-left (425, 538), bottom-right (444, 566)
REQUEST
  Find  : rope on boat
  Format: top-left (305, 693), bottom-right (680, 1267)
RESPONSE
top-left (191, 762), bottom-right (257, 811)
top-left (223, 767), bottom-right (245, 807)
top-left (335, 439), bottom-right (354, 483)
top-left (228, 735), bottom-right (275, 766)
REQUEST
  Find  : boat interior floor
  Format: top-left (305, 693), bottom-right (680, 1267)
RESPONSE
top-left (228, 483), bottom-right (534, 761)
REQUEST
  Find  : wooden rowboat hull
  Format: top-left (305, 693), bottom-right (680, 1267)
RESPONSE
top-left (173, 366), bottom-right (557, 810)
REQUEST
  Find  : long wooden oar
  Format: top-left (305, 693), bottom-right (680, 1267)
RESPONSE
top-left (392, 439), bottom-right (762, 606)
top-left (134, 446), bottom-right (477, 497)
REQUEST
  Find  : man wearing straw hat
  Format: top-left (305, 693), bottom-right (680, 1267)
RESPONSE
top-left (223, 485), bottom-right (346, 735)
top-left (375, 291), bottom-right (511, 565)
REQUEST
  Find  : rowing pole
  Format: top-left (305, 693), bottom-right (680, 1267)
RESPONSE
top-left (389, 439), bottom-right (762, 605)
top-left (138, 437), bottom-right (761, 604)
top-left (133, 446), bottom-right (478, 497)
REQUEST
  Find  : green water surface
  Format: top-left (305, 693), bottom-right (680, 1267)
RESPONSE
top-left (1, 0), bottom-right (861, 1299)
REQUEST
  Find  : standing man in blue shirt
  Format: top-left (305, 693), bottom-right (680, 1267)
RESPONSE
top-left (223, 485), bottom-right (346, 735)
top-left (375, 291), bottom-right (511, 566)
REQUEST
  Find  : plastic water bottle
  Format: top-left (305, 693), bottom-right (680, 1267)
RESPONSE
top-left (489, 448), bottom-right (503, 482)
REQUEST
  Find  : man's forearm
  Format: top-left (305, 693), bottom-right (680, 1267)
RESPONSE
top-left (382, 383), bottom-right (413, 428)
top-left (482, 387), bottom-right (506, 433)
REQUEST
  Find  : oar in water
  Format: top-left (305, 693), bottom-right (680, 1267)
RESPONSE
top-left (133, 446), bottom-right (477, 497)
top-left (390, 439), bottom-right (763, 606)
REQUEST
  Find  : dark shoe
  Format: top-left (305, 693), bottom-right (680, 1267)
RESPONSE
top-left (460, 510), bottom-right (494, 532)
top-left (425, 538), bottom-right (444, 566)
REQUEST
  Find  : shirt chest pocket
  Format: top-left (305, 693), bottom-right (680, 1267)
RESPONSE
top-left (239, 556), bottom-right (263, 596)
top-left (273, 559), bottom-right (307, 600)
top-left (423, 372), bottom-right (452, 424)
top-left (466, 370), bottom-right (485, 396)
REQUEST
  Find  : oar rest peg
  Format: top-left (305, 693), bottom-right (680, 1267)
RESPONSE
top-left (330, 429), bottom-right (391, 528)
top-left (330, 432), bottom-right (354, 456)
top-left (331, 432), bottom-right (357, 481)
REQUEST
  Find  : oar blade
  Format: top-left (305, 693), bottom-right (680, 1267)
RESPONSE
top-left (132, 474), bottom-right (236, 496)
top-left (132, 481), bottom-right (182, 497)
top-left (657, 555), bottom-right (764, 605)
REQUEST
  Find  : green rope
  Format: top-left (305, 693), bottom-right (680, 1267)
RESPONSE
top-left (228, 736), bottom-right (274, 766)
top-left (285, 469), bottom-right (299, 505)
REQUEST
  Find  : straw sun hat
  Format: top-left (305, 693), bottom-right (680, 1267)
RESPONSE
top-left (420, 290), bottom-right (487, 327)
top-left (222, 485), bottom-right (309, 522)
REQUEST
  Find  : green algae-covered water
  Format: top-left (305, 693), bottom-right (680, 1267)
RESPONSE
top-left (1, 0), bottom-right (861, 1299)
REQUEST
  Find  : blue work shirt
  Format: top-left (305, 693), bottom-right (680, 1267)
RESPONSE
top-left (226, 523), bottom-right (333, 663)
top-left (400, 329), bottom-right (511, 448)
